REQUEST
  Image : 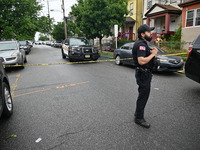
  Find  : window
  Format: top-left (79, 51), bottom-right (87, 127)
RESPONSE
top-left (170, 0), bottom-right (177, 3)
top-left (130, 3), bottom-right (133, 16)
top-left (186, 10), bottom-right (194, 27)
top-left (196, 9), bottom-right (200, 26)
top-left (147, 0), bottom-right (152, 9)
top-left (121, 44), bottom-right (131, 50)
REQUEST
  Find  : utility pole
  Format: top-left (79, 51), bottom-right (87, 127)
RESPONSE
top-left (47, 0), bottom-right (50, 18)
top-left (47, 0), bottom-right (51, 39)
top-left (62, 0), bottom-right (67, 39)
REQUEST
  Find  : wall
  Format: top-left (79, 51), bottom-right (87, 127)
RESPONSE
top-left (181, 3), bottom-right (200, 28)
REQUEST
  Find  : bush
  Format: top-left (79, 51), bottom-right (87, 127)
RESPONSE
top-left (117, 39), bottom-right (132, 48)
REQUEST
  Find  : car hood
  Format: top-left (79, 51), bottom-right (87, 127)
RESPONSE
top-left (157, 54), bottom-right (182, 60)
top-left (0, 50), bottom-right (18, 57)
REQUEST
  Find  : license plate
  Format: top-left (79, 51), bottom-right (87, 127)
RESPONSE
top-left (85, 55), bottom-right (90, 58)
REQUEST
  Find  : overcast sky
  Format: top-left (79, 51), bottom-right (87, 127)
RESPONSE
top-left (40, 0), bottom-right (77, 23)
top-left (35, 0), bottom-right (77, 40)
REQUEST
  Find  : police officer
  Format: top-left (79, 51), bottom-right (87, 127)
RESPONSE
top-left (132, 24), bottom-right (158, 128)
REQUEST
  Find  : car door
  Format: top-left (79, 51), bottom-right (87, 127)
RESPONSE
top-left (0, 60), bottom-right (3, 114)
top-left (185, 35), bottom-right (200, 83)
top-left (120, 43), bottom-right (134, 65)
top-left (62, 39), bottom-right (70, 56)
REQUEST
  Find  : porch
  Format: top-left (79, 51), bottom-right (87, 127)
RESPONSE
top-left (145, 3), bottom-right (182, 41)
top-left (119, 17), bottom-right (136, 41)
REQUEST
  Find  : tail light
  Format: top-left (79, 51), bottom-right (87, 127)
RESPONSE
top-left (188, 45), bottom-right (193, 58)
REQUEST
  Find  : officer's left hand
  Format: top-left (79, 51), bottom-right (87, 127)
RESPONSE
top-left (151, 48), bottom-right (158, 56)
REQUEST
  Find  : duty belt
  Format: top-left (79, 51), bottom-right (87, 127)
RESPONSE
top-left (136, 67), bottom-right (152, 73)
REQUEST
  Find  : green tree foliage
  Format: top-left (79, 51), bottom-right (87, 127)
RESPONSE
top-left (51, 21), bottom-right (83, 41)
top-left (168, 25), bottom-right (182, 42)
top-left (39, 36), bottom-right (49, 41)
top-left (71, 0), bottom-right (128, 49)
top-left (51, 22), bottom-right (65, 41)
top-left (0, 0), bottom-right (53, 40)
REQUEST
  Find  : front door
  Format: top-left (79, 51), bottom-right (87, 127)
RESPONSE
top-left (129, 27), bottom-right (133, 41)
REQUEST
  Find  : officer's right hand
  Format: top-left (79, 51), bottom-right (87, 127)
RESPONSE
top-left (151, 48), bottom-right (158, 56)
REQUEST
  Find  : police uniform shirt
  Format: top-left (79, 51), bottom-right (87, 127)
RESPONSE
top-left (132, 38), bottom-right (154, 69)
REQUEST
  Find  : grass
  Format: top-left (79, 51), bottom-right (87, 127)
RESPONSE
top-left (100, 51), bottom-right (114, 58)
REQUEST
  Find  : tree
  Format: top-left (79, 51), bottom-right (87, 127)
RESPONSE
top-left (71, 0), bottom-right (128, 50)
top-left (51, 21), bottom-right (83, 41)
top-left (39, 36), bottom-right (49, 41)
top-left (51, 22), bottom-right (65, 41)
top-left (0, 0), bottom-right (53, 40)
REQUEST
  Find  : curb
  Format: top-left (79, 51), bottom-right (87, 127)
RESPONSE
top-left (100, 55), bottom-right (114, 59)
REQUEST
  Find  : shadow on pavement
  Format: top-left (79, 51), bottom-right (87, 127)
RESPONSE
top-left (5, 67), bottom-right (24, 74)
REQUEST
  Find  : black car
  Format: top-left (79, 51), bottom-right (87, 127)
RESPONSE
top-left (0, 58), bottom-right (13, 118)
top-left (114, 42), bottom-right (184, 72)
top-left (185, 34), bottom-right (200, 83)
top-left (19, 41), bottom-right (31, 54)
top-left (61, 37), bottom-right (100, 62)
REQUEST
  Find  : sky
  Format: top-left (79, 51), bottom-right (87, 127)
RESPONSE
top-left (40, 0), bottom-right (77, 23)
top-left (35, 0), bottom-right (77, 41)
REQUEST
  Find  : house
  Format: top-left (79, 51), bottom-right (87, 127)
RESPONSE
top-left (119, 0), bottom-right (143, 41)
top-left (178, 0), bottom-right (200, 46)
top-left (143, 0), bottom-right (182, 41)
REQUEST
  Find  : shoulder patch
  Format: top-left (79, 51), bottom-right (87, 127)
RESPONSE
top-left (139, 46), bottom-right (146, 51)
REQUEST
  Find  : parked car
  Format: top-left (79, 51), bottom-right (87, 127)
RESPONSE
top-left (185, 34), bottom-right (200, 83)
top-left (0, 58), bottom-right (13, 118)
top-left (27, 41), bottom-right (33, 48)
top-left (54, 41), bottom-right (62, 48)
top-left (35, 41), bottom-right (39, 45)
top-left (19, 40), bottom-right (31, 54)
top-left (50, 42), bottom-right (55, 47)
top-left (0, 40), bottom-right (27, 69)
top-left (61, 37), bottom-right (100, 62)
top-left (114, 42), bottom-right (184, 72)
top-left (46, 41), bottom-right (51, 46)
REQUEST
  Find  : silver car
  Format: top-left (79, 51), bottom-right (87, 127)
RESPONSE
top-left (0, 41), bottom-right (27, 69)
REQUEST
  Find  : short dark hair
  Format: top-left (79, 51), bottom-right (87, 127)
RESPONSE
top-left (138, 32), bottom-right (143, 39)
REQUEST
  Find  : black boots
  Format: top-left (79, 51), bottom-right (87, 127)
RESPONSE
top-left (134, 118), bottom-right (151, 128)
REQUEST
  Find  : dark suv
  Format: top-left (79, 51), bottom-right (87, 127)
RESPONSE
top-left (61, 37), bottom-right (100, 62)
top-left (185, 34), bottom-right (200, 83)
top-left (0, 58), bottom-right (13, 118)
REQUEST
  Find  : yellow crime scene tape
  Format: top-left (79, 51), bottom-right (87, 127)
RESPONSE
top-left (4, 52), bottom-right (188, 68)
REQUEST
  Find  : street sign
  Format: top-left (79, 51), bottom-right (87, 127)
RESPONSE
top-left (114, 25), bottom-right (118, 38)
top-left (114, 25), bottom-right (118, 48)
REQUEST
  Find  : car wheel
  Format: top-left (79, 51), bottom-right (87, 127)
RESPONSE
top-left (115, 55), bottom-right (122, 65)
top-left (1, 82), bottom-right (13, 118)
top-left (62, 49), bottom-right (66, 59)
top-left (19, 58), bottom-right (25, 69)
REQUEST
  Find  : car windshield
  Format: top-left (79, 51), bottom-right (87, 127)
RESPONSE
top-left (70, 38), bottom-right (91, 46)
top-left (0, 42), bottom-right (18, 51)
top-left (148, 44), bottom-right (166, 53)
top-left (19, 41), bottom-right (27, 46)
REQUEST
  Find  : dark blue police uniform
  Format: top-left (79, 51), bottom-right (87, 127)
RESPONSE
top-left (132, 38), bottom-right (154, 119)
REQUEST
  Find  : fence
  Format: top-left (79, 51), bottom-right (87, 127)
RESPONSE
top-left (157, 42), bottom-right (192, 51)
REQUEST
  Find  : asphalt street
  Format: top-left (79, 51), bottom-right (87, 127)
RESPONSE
top-left (0, 45), bottom-right (200, 150)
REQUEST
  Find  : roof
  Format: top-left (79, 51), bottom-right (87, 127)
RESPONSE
top-left (125, 17), bottom-right (136, 23)
top-left (145, 3), bottom-right (182, 17)
top-left (178, 0), bottom-right (200, 7)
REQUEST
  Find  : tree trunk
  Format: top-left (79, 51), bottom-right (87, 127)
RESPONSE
top-left (99, 37), bottom-right (102, 52)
